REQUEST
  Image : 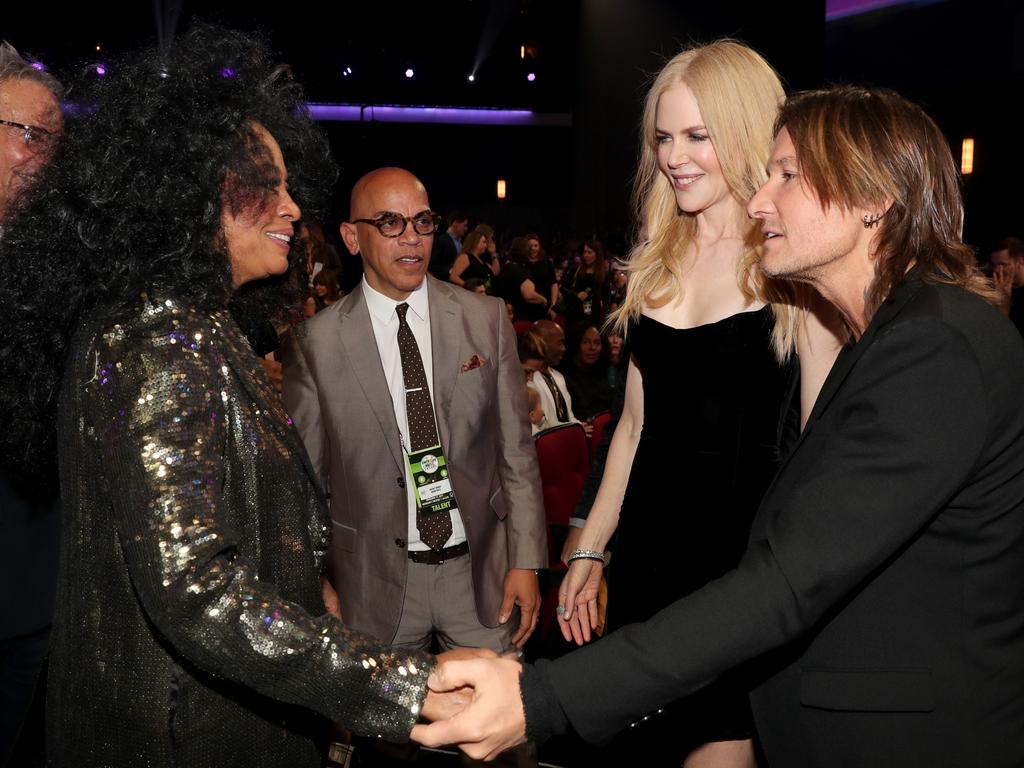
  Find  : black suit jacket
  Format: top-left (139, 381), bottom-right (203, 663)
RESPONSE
top-left (532, 275), bottom-right (1024, 767)
top-left (429, 231), bottom-right (459, 281)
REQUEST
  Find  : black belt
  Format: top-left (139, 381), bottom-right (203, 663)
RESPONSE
top-left (407, 541), bottom-right (469, 565)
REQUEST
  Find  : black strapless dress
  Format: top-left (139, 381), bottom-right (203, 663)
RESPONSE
top-left (605, 308), bottom-right (792, 761)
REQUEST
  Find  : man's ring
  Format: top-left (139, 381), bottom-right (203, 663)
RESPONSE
top-left (556, 605), bottom-right (566, 617)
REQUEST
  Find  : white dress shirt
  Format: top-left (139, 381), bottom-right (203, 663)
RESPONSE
top-left (362, 277), bottom-right (466, 551)
top-left (530, 366), bottom-right (578, 432)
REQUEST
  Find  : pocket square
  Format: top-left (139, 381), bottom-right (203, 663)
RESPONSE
top-left (460, 354), bottom-right (488, 373)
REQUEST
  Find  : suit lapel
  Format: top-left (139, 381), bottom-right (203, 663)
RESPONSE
top-left (427, 277), bottom-right (463, 450)
top-left (337, 285), bottom-right (405, 472)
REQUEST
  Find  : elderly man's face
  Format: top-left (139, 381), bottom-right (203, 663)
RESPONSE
top-left (0, 79), bottom-right (62, 218)
top-left (535, 322), bottom-right (566, 367)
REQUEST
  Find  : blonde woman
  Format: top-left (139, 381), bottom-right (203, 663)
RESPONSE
top-left (556, 41), bottom-right (841, 767)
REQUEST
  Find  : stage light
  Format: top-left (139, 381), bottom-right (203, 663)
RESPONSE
top-left (95, 44), bottom-right (101, 52)
top-left (468, 74), bottom-right (475, 82)
top-left (961, 138), bottom-right (974, 175)
top-left (95, 64), bottom-right (107, 77)
top-left (342, 67), bottom-right (353, 77)
top-left (30, 62), bottom-right (45, 72)
top-left (520, 45), bottom-right (525, 59)
top-left (405, 68), bottom-right (414, 78)
top-left (497, 179), bottom-right (507, 199)
top-left (220, 67), bottom-right (236, 78)
top-left (526, 72), bottom-right (536, 82)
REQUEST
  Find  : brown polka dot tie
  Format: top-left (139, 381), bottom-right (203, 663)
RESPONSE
top-left (396, 303), bottom-right (453, 550)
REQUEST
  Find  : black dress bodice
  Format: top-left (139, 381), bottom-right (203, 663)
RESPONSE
top-left (605, 306), bottom-right (793, 756)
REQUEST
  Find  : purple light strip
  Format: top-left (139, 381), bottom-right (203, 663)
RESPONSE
top-left (826, 0), bottom-right (915, 21)
top-left (308, 103), bottom-right (571, 127)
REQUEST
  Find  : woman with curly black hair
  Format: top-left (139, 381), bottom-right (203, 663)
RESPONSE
top-left (0, 23), bottom-right (441, 767)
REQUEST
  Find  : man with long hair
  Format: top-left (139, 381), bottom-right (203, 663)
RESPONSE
top-left (413, 87), bottom-right (1024, 767)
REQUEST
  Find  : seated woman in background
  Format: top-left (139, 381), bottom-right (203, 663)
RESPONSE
top-left (559, 322), bottom-right (613, 421)
top-left (450, 226), bottom-right (498, 292)
top-left (304, 266), bottom-right (341, 316)
top-left (518, 331), bottom-right (552, 436)
top-left (0, 24), bottom-right (445, 768)
top-left (604, 328), bottom-right (627, 394)
top-left (527, 386), bottom-right (547, 435)
top-left (562, 239), bottom-right (609, 325)
top-left (500, 236), bottom-right (552, 321)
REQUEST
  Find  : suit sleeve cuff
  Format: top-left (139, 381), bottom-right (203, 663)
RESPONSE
top-left (521, 659), bottom-right (570, 744)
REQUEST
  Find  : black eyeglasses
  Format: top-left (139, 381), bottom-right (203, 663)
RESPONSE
top-left (0, 118), bottom-right (55, 149)
top-left (351, 210), bottom-right (441, 238)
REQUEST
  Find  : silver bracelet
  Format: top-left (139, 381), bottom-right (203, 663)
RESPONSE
top-left (568, 549), bottom-right (607, 566)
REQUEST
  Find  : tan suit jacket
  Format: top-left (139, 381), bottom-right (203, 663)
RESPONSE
top-left (282, 277), bottom-right (547, 642)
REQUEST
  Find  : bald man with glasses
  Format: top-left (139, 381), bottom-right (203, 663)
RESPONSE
top-left (283, 166), bottom-right (546, 668)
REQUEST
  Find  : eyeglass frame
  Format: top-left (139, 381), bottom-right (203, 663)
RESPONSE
top-left (0, 117), bottom-right (55, 148)
top-left (350, 209), bottom-right (442, 239)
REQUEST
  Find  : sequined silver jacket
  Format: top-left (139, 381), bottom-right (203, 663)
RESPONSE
top-left (49, 298), bottom-right (432, 767)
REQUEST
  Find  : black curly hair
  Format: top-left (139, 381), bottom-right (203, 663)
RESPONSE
top-left (0, 22), bottom-right (337, 491)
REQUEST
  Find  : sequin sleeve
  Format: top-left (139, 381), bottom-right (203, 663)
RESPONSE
top-left (89, 308), bottom-right (432, 740)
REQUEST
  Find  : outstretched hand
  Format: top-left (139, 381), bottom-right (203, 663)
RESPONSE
top-left (420, 647), bottom-right (498, 722)
top-left (558, 559), bottom-right (602, 645)
top-left (411, 657), bottom-right (527, 761)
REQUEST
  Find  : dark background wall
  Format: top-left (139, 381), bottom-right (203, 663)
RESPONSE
top-left (824, 0), bottom-right (1024, 256)
top-left (5, 0), bottom-right (1019, 259)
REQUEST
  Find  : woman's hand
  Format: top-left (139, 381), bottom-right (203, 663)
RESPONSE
top-left (557, 559), bottom-right (603, 645)
top-left (321, 576), bottom-right (342, 620)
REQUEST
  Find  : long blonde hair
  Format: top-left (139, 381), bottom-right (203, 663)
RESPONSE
top-left (611, 39), bottom-right (801, 360)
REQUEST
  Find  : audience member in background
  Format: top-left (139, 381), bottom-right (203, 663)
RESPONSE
top-left (559, 323), bottom-right (613, 421)
top-left (500, 236), bottom-right (552, 322)
top-left (527, 233), bottom-right (559, 319)
top-left (553, 40), bottom-right (842, 768)
top-left (0, 40), bottom-right (63, 766)
top-left (483, 223), bottom-right (499, 263)
top-left (518, 332), bottom-right (551, 437)
top-left (463, 277), bottom-right (488, 295)
top-left (450, 227), bottom-right (497, 292)
top-left (429, 209), bottom-right (468, 281)
top-left (0, 26), bottom-right (454, 767)
top-left (991, 236), bottom-right (1024, 336)
top-left (527, 386), bottom-right (547, 435)
top-left (301, 220), bottom-right (341, 288)
top-left (305, 266), bottom-right (341, 316)
top-left (530, 320), bottom-right (586, 434)
top-left (561, 240), bottom-right (609, 325)
top-left (604, 330), bottom-right (626, 393)
top-left (607, 266), bottom-right (628, 314)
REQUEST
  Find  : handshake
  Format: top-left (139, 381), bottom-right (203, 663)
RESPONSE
top-left (411, 647), bottom-right (530, 762)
